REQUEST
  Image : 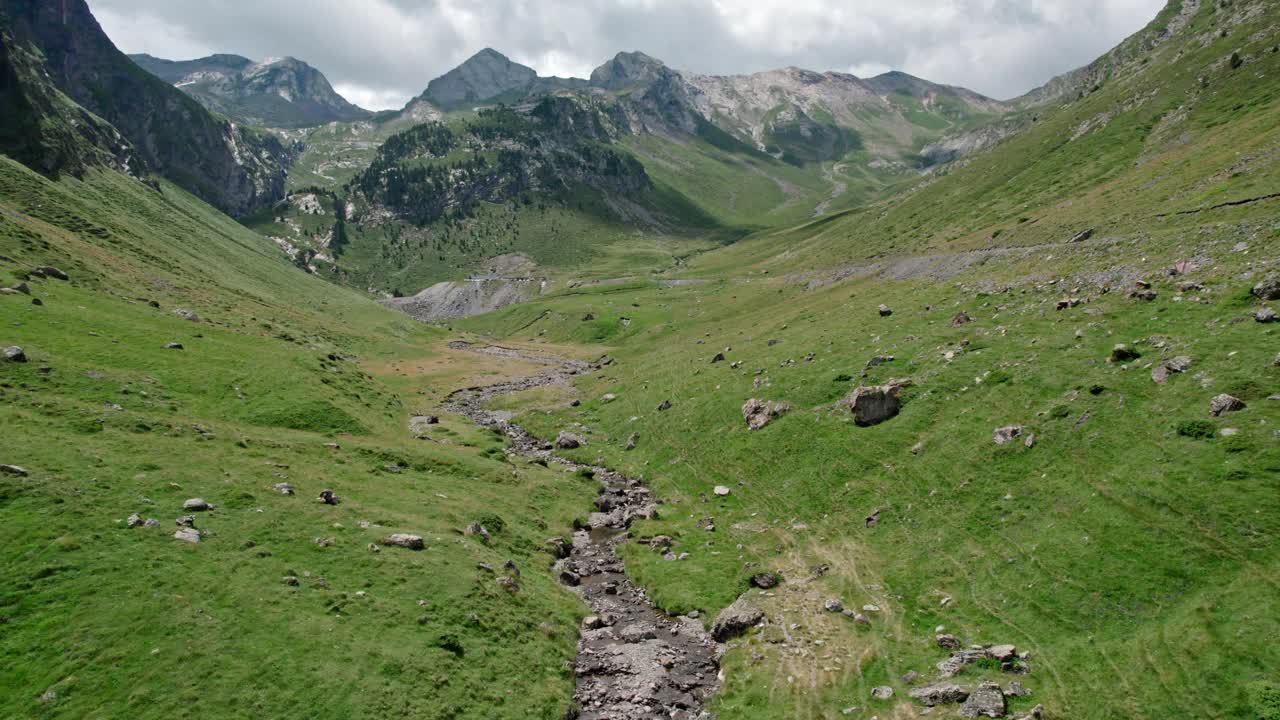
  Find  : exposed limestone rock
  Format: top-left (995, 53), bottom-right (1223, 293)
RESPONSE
top-left (959, 682), bottom-right (1007, 718)
top-left (742, 398), bottom-right (790, 430)
top-left (555, 432), bottom-right (583, 449)
top-left (993, 426), bottom-right (1024, 445)
top-left (1210, 394), bottom-right (1245, 416)
top-left (910, 682), bottom-right (971, 706)
top-left (847, 381), bottom-right (907, 426)
top-left (385, 533), bottom-right (425, 550)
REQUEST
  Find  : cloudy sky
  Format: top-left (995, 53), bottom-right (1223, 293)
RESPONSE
top-left (90, 0), bottom-right (1165, 110)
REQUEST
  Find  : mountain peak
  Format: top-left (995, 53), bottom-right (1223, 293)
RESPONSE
top-left (589, 51), bottom-right (671, 91)
top-left (421, 48), bottom-right (539, 110)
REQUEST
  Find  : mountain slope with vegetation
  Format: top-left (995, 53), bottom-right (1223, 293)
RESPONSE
top-left (2, 1), bottom-right (1279, 719)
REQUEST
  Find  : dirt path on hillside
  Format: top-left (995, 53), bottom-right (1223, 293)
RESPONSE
top-left (813, 163), bottom-right (849, 217)
top-left (430, 341), bottom-right (721, 720)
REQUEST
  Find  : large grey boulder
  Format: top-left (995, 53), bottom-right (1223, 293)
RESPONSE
top-left (959, 682), bottom-right (1007, 718)
top-left (385, 533), bottom-right (425, 550)
top-left (711, 596), bottom-right (764, 641)
top-left (1210, 394), bottom-right (1246, 417)
top-left (174, 527), bottom-right (201, 543)
top-left (847, 383), bottom-right (905, 427)
top-left (3, 346), bottom-right (27, 363)
top-left (182, 498), bottom-right (211, 511)
top-left (1254, 274), bottom-right (1280, 301)
top-left (909, 682), bottom-right (971, 706)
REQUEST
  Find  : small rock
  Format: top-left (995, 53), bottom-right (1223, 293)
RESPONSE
top-left (0, 464), bottom-right (29, 476)
top-left (952, 312), bottom-right (973, 326)
top-left (143, 518), bottom-right (160, 528)
top-left (600, 393), bottom-right (617, 403)
top-left (182, 498), bottom-right (210, 511)
top-left (1255, 307), bottom-right (1278, 323)
top-left (271, 482), bottom-right (295, 495)
top-left (871, 686), bottom-right (894, 700)
top-left (555, 432), bottom-right (583, 450)
top-left (496, 576), bottom-right (519, 593)
top-left (742, 398), bottom-right (790, 430)
top-left (126, 513), bottom-right (144, 528)
top-left (993, 426), bottom-right (1024, 445)
top-left (385, 533), bottom-right (425, 550)
top-left (986, 644), bottom-right (1018, 662)
top-left (282, 576), bottom-right (300, 586)
top-left (35, 266), bottom-right (68, 281)
top-left (936, 634), bottom-right (962, 650)
top-left (465, 523), bottom-right (491, 544)
top-left (750, 572), bottom-right (779, 589)
top-left (1071, 228), bottom-right (1094, 243)
top-left (625, 432), bottom-right (639, 451)
top-left (878, 304), bottom-right (893, 317)
top-left (2, 346), bottom-right (27, 363)
top-left (823, 598), bottom-right (845, 613)
top-left (175, 515), bottom-right (196, 527)
top-left (1005, 681), bottom-right (1031, 698)
top-left (1210, 394), bottom-right (1246, 417)
top-left (712, 352), bottom-right (726, 363)
top-left (174, 527), bottom-right (200, 543)
top-left (173, 308), bottom-right (201, 322)
top-left (319, 489), bottom-right (338, 505)
top-left (657, 399), bottom-right (673, 411)
top-left (713, 485), bottom-right (731, 497)
top-left (1110, 344), bottom-right (1140, 362)
top-left (165, 343), bottom-right (184, 350)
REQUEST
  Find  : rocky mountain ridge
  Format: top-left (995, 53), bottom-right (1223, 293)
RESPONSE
top-left (130, 52), bottom-right (372, 128)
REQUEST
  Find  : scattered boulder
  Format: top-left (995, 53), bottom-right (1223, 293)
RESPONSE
top-left (713, 485), bottom-right (731, 497)
top-left (165, 343), bottom-right (184, 350)
top-left (823, 598), bottom-right (845, 613)
top-left (657, 399), bottom-right (673, 412)
top-left (1071, 228), bottom-right (1094, 243)
top-left (554, 432), bottom-right (583, 450)
top-left (465, 523), bottom-right (491, 544)
top-left (495, 575), bottom-right (519, 593)
top-left (847, 382), bottom-right (906, 427)
top-left (182, 498), bottom-right (211, 511)
top-left (937, 634), bottom-right (962, 650)
top-left (625, 432), bottom-right (639, 451)
top-left (385, 533), bottom-right (425, 550)
top-left (867, 355), bottom-right (895, 368)
top-left (34, 266), bottom-right (68, 281)
top-left (1005, 681), bottom-right (1032, 698)
top-left (750, 572), bottom-right (779, 589)
top-left (959, 682), bottom-right (1007, 718)
top-left (1152, 356), bottom-right (1193, 384)
top-left (1253, 274), bottom-right (1280, 301)
top-left (126, 513), bottom-right (144, 528)
top-left (1110, 344), bottom-right (1140, 362)
top-left (879, 304), bottom-right (893, 317)
top-left (742, 398), bottom-right (790, 430)
top-left (319, 489), bottom-right (339, 505)
top-left (175, 515), bottom-right (196, 528)
top-left (993, 426), bottom-right (1024, 445)
top-left (173, 308), bottom-right (201, 322)
top-left (8, 282), bottom-right (29, 295)
top-left (174, 527), bottom-right (200, 543)
top-left (910, 682), bottom-right (971, 706)
top-left (0, 464), bottom-right (29, 476)
top-left (985, 644), bottom-right (1018, 662)
top-left (712, 352), bottom-right (726, 364)
top-left (271, 482), bottom-right (295, 495)
top-left (952, 312), bottom-right (973, 326)
top-left (1210, 394), bottom-right (1245, 417)
top-left (545, 537), bottom-right (571, 559)
top-left (1127, 284), bottom-right (1157, 301)
top-left (711, 596), bottom-right (765, 641)
top-left (1255, 307), bottom-right (1278, 323)
top-left (143, 518), bottom-right (160, 528)
top-left (3, 346), bottom-right (27, 363)
top-left (872, 686), bottom-right (894, 700)
top-left (282, 575), bottom-right (300, 586)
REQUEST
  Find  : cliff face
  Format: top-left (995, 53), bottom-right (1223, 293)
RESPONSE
top-left (0, 0), bottom-right (292, 216)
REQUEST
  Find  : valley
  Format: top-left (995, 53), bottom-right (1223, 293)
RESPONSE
top-left (1, 0), bottom-right (1278, 718)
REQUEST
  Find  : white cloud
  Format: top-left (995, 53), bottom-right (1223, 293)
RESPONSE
top-left (90, 0), bottom-right (1167, 108)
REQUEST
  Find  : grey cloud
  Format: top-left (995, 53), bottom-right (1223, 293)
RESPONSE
top-left (88, 0), bottom-right (1165, 109)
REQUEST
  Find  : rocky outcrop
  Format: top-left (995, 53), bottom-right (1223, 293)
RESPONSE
top-left (959, 682), bottom-right (1007, 718)
top-left (742, 398), bottom-right (791, 430)
top-left (847, 383), bottom-right (906, 427)
top-left (381, 278), bottom-right (543, 322)
top-left (0, 0), bottom-right (292, 216)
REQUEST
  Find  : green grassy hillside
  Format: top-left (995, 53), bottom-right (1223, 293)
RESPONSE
top-left (0, 159), bottom-right (600, 719)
